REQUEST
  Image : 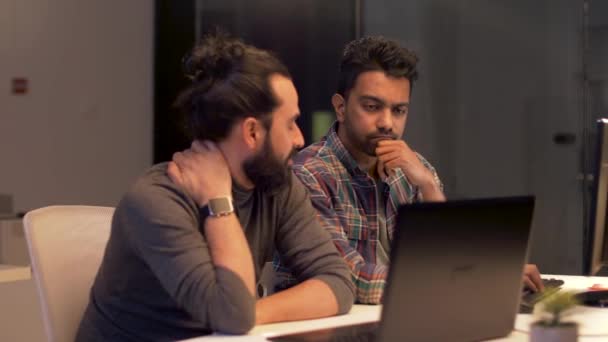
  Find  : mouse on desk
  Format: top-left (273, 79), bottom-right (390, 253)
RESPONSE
top-left (575, 290), bottom-right (608, 308)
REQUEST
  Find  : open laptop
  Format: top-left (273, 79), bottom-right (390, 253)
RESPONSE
top-left (270, 196), bottom-right (535, 342)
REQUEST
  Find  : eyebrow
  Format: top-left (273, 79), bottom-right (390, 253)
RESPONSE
top-left (359, 95), bottom-right (409, 108)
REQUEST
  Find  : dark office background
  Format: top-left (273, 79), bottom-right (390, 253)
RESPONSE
top-left (362, 0), bottom-right (608, 275)
top-left (154, 0), bottom-right (358, 163)
top-left (152, 0), bottom-right (608, 274)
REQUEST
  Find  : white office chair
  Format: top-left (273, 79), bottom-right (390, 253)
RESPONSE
top-left (23, 205), bottom-right (114, 342)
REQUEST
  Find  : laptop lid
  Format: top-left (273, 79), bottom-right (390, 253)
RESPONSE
top-left (378, 196), bottom-right (534, 341)
top-left (269, 196), bottom-right (534, 342)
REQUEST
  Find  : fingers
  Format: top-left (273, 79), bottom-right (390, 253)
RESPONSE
top-left (180, 141), bottom-right (214, 167)
top-left (172, 150), bottom-right (196, 174)
top-left (523, 276), bottom-right (538, 292)
top-left (171, 150), bottom-right (198, 186)
top-left (376, 145), bottom-right (404, 156)
top-left (169, 140), bottom-right (231, 207)
top-left (375, 140), bottom-right (416, 169)
top-left (376, 148), bottom-right (410, 181)
top-left (167, 161), bottom-right (183, 185)
top-left (171, 151), bottom-right (189, 169)
top-left (376, 139), bottom-right (411, 154)
top-left (377, 150), bottom-right (413, 177)
top-left (376, 139), bottom-right (406, 147)
top-left (192, 140), bottom-right (227, 164)
top-left (191, 140), bottom-right (206, 152)
top-left (524, 264), bottom-right (544, 291)
top-left (376, 150), bottom-right (402, 164)
top-left (204, 140), bottom-right (218, 151)
top-left (172, 150), bottom-right (184, 163)
top-left (170, 151), bottom-right (196, 188)
top-left (192, 140), bottom-right (218, 152)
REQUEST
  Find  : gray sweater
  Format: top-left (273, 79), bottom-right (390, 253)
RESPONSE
top-left (76, 163), bottom-right (354, 341)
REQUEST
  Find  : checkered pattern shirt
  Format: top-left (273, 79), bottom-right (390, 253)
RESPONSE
top-left (274, 122), bottom-right (442, 304)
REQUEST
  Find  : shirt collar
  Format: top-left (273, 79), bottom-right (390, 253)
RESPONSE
top-left (325, 121), bottom-right (368, 177)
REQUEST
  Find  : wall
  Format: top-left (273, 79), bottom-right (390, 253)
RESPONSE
top-left (364, 0), bottom-right (585, 274)
top-left (0, 0), bottom-right (154, 213)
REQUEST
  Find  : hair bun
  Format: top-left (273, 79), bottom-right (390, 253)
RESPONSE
top-left (182, 33), bottom-right (245, 83)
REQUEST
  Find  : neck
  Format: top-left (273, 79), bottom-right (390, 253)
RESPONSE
top-left (217, 140), bottom-right (255, 190)
top-left (336, 123), bottom-right (378, 173)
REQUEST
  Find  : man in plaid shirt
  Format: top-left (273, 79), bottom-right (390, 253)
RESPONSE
top-left (275, 36), bottom-right (544, 304)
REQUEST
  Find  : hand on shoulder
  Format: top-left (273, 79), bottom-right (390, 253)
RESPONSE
top-left (167, 140), bottom-right (232, 207)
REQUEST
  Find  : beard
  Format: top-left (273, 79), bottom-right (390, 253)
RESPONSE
top-left (243, 137), bottom-right (295, 193)
top-left (342, 117), bottom-right (398, 156)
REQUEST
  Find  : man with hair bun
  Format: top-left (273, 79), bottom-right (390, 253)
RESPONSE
top-left (76, 34), bottom-right (354, 341)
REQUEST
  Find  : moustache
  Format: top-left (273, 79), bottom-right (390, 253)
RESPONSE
top-left (288, 148), bottom-right (298, 158)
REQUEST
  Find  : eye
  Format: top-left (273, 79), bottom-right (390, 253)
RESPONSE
top-left (288, 119), bottom-right (297, 130)
top-left (363, 103), bottom-right (381, 111)
top-left (393, 106), bottom-right (408, 116)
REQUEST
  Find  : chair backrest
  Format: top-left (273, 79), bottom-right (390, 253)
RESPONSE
top-left (24, 205), bottom-right (114, 342)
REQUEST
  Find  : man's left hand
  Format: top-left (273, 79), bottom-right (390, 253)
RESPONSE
top-left (376, 140), bottom-right (431, 183)
top-left (376, 140), bottom-right (444, 201)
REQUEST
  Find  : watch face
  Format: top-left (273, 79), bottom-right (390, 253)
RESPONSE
top-left (208, 197), bottom-right (234, 216)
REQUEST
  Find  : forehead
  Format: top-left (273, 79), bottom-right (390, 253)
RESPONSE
top-left (269, 74), bottom-right (299, 120)
top-left (351, 71), bottom-right (411, 103)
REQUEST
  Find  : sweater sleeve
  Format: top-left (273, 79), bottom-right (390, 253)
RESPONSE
top-left (274, 173), bottom-right (356, 314)
top-left (119, 176), bottom-right (255, 334)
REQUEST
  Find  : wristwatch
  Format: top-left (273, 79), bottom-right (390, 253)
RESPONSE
top-left (200, 196), bottom-right (234, 222)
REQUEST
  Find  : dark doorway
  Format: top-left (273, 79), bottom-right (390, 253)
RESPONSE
top-left (154, 0), bottom-right (359, 163)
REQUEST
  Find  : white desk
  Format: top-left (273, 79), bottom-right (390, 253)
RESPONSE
top-left (182, 275), bottom-right (608, 341)
top-left (508, 274), bottom-right (608, 341)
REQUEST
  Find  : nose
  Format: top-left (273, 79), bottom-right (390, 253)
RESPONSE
top-left (377, 108), bottom-right (393, 131)
top-left (293, 124), bottom-right (305, 149)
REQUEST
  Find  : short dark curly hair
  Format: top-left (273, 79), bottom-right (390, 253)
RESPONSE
top-left (174, 33), bottom-right (290, 142)
top-left (337, 36), bottom-right (419, 97)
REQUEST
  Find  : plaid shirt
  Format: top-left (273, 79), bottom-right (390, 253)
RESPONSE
top-left (274, 122), bottom-right (442, 304)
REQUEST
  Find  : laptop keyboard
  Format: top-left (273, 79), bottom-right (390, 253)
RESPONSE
top-left (519, 278), bottom-right (565, 313)
top-left (542, 278), bottom-right (565, 288)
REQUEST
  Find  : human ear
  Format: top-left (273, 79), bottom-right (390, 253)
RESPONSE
top-left (332, 93), bottom-right (346, 122)
top-left (241, 117), bottom-right (265, 149)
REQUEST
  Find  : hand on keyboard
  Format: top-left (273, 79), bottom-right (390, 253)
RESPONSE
top-left (522, 264), bottom-right (544, 292)
top-left (519, 278), bottom-right (565, 314)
